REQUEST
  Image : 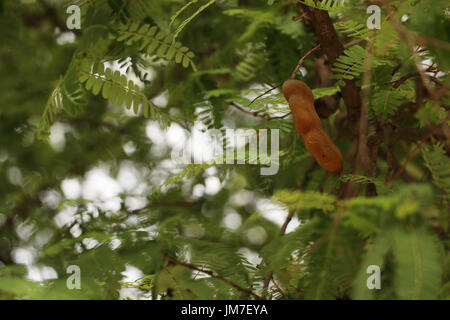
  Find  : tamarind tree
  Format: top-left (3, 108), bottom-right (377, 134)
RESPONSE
top-left (0, 0), bottom-right (448, 300)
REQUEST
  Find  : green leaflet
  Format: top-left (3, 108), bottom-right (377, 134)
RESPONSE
top-left (77, 58), bottom-right (168, 127)
top-left (298, 0), bottom-right (347, 11)
top-left (393, 226), bottom-right (442, 299)
top-left (335, 20), bottom-right (369, 40)
top-left (273, 189), bottom-right (337, 213)
top-left (170, 0), bottom-right (216, 41)
top-left (157, 163), bottom-right (215, 193)
top-left (116, 23), bottom-right (197, 71)
top-left (234, 51), bottom-right (270, 82)
top-left (38, 60), bottom-right (88, 140)
top-left (422, 144), bottom-right (450, 205)
top-left (331, 45), bottom-right (387, 85)
top-left (370, 88), bottom-right (407, 120)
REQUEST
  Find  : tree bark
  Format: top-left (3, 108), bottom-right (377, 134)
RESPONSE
top-left (298, 3), bottom-right (361, 138)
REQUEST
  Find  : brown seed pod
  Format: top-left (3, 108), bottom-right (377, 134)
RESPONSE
top-left (288, 95), bottom-right (321, 135)
top-left (282, 79), bottom-right (343, 174)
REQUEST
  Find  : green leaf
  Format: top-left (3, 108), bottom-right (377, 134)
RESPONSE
top-left (393, 227), bottom-right (442, 299)
top-left (92, 78), bottom-right (103, 96)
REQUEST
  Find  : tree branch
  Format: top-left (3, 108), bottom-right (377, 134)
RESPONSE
top-left (298, 3), bottom-right (362, 136)
top-left (290, 44), bottom-right (321, 80)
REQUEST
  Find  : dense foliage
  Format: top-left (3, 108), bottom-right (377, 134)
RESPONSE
top-left (0, 0), bottom-right (449, 300)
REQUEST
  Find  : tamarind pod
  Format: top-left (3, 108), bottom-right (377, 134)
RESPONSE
top-left (288, 95), bottom-right (322, 135)
top-left (303, 129), bottom-right (343, 173)
top-left (282, 79), bottom-right (314, 103)
top-left (282, 79), bottom-right (343, 174)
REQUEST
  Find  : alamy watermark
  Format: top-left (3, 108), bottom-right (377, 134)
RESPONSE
top-left (66, 5), bottom-right (81, 30)
top-left (366, 5), bottom-right (381, 30)
top-left (366, 265), bottom-right (381, 290)
top-left (66, 265), bottom-right (81, 290)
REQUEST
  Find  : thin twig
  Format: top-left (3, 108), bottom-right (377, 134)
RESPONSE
top-left (230, 102), bottom-right (271, 121)
top-left (279, 209), bottom-right (295, 236)
top-left (230, 102), bottom-right (290, 121)
top-left (263, 209), bottom-right (295, 298)
top-left (381, 3), bottom-right (432, 93)
top-left (380, 1), bottom-right (450, 51)
top-left (248, 84), bottom-right (282, 107)
top-left (388, 133), bottom-right (433, 182)
top-left (269, 274), bottom-right (286, 298)
top-left (163, 252), bottom-right (264, 300)
top-left (247, 45), bottom-right (320, 113)
top-left (290, 44), bottom-right (321, 80)
top-left (269, 113), bottom-right (291, 120)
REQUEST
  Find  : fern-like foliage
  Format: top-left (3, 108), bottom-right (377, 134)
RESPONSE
top-left (415, 102), bottom-right (448, 128)
top-left (170, 0), bottom-right (216, 41)
top-left (116, 22), bottom-right (196, 70)
top-left (335, 20), bottom-right (369, 39)
top-left (157, 163), bottom-right (215, 193)
top-left (304, 216), bottom-right (364, 299)
top-left (184, 237), bottom-right (252, 287)
top-left (422, 144), bottom-right (450, 204)
top-left (273, 190), bottom-right (337, 213)
top-left (38, 62), bottom-right (87, 140)
top-left (373, 22), bottom-right (400, 57)
top-left (234, 50), bottom-right (270, 82)
top-left (39, 79), bottom-right (63, 140)
top-left (299, 0), bottom-right (348, 11)
top-left (331, 45), bottom-right (395, 86)
top-left (77, 57), bottom-right (167, 125)
top-left (339, 174), bottom-right (384, 189)
top-left (393, 226), bottom-right (442, 299)
top-left (370, 88), bottom-right (407, 120)
top-left (331, 45), bottom-right (371, 84)
top-left (312, 86), bottom-right (342, 99)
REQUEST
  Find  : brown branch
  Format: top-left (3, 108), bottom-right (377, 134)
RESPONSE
top-left (290, 44), bottom-right (321, 79)
top-left (297, 2), bottom-right (362, 137)
top-left (356, 34), bottom-right (375, 172)
top-left (383, 72), bottom-right (420, 89)
top-left (279, 209), bottom-right (295, 236)
top-left (382, 70), bottom-right (446, 92)
top-left (391, 126), bottom-right (434, 143)
top-left (343, 32), bottom-right (380, 198)
top-left (163, 252), bottom-right (264, 300)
